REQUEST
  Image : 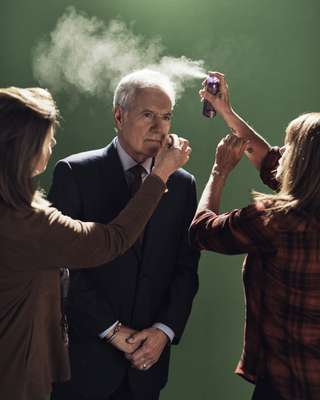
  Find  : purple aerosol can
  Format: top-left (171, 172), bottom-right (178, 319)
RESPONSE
top-left (202, 75), bottom-right (220, 118)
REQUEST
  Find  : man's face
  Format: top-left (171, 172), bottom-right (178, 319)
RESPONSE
top-left (114, 87), bottom-right (172, 162)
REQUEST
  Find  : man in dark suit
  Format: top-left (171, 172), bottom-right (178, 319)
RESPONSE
top-left (50, 69), bottom-right (200, 400)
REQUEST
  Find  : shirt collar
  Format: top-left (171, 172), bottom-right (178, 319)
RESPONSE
top-left (115, 137), bottom-right (153, 175)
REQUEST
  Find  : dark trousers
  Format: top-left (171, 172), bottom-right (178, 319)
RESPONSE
top-left (251, 379), bottom-right (284, 400)
top-left (52, 377), bottom-right (160, 400)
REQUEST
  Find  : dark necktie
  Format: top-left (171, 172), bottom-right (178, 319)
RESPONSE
top-left (127, 164), bottom-right (147, 250)
top-left (128, 164), bottom-right (146, 197)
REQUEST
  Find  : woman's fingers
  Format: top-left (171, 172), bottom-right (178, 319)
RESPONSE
top-left (220, 133), bottom-right (248, 154)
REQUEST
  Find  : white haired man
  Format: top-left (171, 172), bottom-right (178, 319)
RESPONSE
top-left (50, 69), bottom-right (200, 400)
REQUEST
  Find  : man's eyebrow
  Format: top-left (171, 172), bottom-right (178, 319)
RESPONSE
top-left (141, 108), bottom-right (172, 115)
top-left (140, 109), bottom-right (172, 116)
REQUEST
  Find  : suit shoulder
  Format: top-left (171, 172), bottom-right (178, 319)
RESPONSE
top-left (61, 145), bottom-right (110, 166)
top-left (167, 169), bottom-right (196, 196)
top-left (171, 168), bottom-right (195, 184)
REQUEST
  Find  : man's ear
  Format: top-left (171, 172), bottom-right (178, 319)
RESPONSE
top-left (113, 106), bottom-right (125, 131)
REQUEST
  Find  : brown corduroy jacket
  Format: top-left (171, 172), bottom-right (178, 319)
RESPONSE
top-left (0, 174), bottom-right (165, 400)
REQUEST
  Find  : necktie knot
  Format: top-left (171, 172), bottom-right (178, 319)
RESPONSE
top-left (129, 164), bottom-right (146, 178)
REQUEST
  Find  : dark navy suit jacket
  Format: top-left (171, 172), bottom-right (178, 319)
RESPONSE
top-left (49, 139), bottom-right (200, 397)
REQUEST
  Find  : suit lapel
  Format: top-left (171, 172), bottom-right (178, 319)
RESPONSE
top-left (100, 139), bottom-right (142, 262)
top-left (100, 139), bottom-right (131, 215)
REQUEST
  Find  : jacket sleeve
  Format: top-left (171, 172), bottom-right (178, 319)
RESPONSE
top-left (189, 204), bottom-right (274, 255)
top-left (259, 147), bottom-right (281, 191)
top-left (155, 175), bottom-right (200, 344)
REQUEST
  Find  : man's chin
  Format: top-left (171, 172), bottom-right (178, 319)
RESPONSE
top-left (144, 143), bottom-right (161, 157)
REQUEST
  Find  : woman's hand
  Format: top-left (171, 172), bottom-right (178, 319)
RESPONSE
top-left (199, 71), bottom-right (232, 117)
top-left (213, 133), bottom-right (249, 177)
top-left (152, 134), bottom-right (191, 183)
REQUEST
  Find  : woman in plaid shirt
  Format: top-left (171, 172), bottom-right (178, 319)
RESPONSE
top-left (190, 72), bottom-right (320, 400)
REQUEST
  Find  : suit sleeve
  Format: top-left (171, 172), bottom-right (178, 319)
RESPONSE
top-left (47, 160), bottom-right (165, 337)
top-left (259, 147), bottom-right (281, 191)
top-left (155, 176), bottom-right (200, 344)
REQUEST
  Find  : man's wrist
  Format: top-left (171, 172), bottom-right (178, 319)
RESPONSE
top-left (155, 328), bottom-right (170, 344)
top-left (152, 323), bottom-right (175, 343)
top-left (105, 321), bottom-right (122, 343)
top-left (99, 320), bottom-right (119, 339)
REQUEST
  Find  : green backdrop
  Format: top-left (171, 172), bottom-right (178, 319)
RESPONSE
top-left (1, 0), bottom-right (319, 399)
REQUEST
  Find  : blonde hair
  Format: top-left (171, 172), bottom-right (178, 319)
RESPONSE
top-left (254, 112), bottom-right (320, 216)
top-left (0, 87), bottom-right (59, 209)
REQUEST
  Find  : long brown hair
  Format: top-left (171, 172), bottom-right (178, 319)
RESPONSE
top-left (254, 113), bottom-right (320, 216)
top-left (0, 87), bottom-right (59, 209)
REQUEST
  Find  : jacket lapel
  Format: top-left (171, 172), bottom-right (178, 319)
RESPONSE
top-left (100, 139), bottom-right (141, 261)
top-left (100, 139), bottom-right (131, 215)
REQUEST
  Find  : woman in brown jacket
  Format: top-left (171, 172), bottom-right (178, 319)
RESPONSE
top-left (0, 87), bottom-right (191, 400)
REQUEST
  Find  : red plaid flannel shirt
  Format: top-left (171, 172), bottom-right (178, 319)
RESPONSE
top-left (190, 148), bottom-right (320, 400)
